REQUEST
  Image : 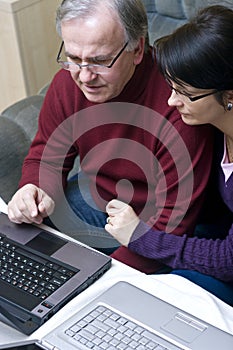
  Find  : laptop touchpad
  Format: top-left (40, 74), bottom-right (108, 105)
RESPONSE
top-left (26, 230), bottom-right (66, 256)
top-left (161, 313), bottom-right (207, 343)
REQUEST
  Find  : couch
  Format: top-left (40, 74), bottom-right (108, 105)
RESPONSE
top-left (143, 0), bottom-right (233, 43)
top-left (1, 0), bottom-right (233, 203)
top-left (0, 93), bottom-right (45, 203)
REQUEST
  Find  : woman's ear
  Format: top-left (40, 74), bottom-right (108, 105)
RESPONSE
top-left (225, 90), bottom-right (233, 100)
top-left (222, 90), bottom-right (233, 108)
top-left (133, 37), bottom-right (145, 65)
top-left (223, 90), bottom-right (233, 111)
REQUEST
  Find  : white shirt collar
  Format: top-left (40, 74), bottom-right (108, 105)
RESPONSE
top-left (221, 135), bottom-right (233, 182)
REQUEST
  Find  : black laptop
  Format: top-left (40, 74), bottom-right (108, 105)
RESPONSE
top-left (0, 212), bottom-right (111, 335)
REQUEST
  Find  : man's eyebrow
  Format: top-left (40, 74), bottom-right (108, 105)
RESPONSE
top-left (65, 50), bottom-right (112, 60)
top-left (64, 50), bottom-right (80, 59)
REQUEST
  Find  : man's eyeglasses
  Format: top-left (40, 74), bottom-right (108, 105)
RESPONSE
top-left (168, 83), bottom-right (218, 102)
top-left (56, 41), bottom-right (128, 74)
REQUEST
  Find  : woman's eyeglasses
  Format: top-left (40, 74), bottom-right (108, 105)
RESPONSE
top-left (168, 83), bottom-right (218, 102)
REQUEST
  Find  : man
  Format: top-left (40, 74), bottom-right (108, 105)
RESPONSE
top-left (8, 0), bottom-right (213, 273)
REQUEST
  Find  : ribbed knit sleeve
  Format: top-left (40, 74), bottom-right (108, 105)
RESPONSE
top-left (129, 220), bottom-right (233, 282)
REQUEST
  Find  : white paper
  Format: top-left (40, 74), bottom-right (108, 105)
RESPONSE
top-left (0, 197), bottom-right (7, 214)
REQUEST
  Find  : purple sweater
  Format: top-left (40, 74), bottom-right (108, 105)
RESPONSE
top-left (129, 133), bottom-right (233, 282)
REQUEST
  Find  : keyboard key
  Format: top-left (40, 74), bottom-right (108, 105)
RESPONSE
top-left (0, 235), bottom-right (78, 300)
top-left (64, 305), bottom-right (178, 350)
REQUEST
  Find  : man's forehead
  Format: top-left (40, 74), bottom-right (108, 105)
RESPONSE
top-left (61, 15), bottom-right (125, 54)
top-left (61, 4), bottom-right (121, 29)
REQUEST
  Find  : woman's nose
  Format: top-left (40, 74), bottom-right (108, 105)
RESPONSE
top-left (168, 90), bottom-right (183, 107)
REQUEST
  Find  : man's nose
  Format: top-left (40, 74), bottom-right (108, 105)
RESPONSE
top-left (78, 66), bottom-right (98, 82)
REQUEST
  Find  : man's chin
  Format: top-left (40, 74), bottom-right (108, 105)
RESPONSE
top-left (82, 91), bottom-right (112, 104)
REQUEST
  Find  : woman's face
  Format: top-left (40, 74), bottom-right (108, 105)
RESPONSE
top-left (167, 82), bottom-right (225, 126)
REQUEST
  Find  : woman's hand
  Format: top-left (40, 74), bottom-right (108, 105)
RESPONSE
top-left (105, 199), bottom-right (139, 246)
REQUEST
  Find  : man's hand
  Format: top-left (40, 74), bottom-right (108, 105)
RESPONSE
top-left (105, 199), bottom-right (140, 246)
top-left (8, 184), bottom-right (55, 225)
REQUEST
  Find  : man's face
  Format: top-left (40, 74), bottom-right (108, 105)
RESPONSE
top-left (60, 7), bottom-right (144, 103)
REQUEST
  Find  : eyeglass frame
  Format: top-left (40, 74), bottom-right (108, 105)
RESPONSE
top-left (56, 41), bottom-right (129, 72)
top-left (167, 82), bottom-right (219, 102)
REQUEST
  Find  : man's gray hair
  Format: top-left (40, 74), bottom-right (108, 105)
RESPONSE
top-left (56, 0), bottom-right (149, 51)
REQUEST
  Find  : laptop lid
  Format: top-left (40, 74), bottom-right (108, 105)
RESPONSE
top-left (0, 281), bottom-right (233, 349)
top-left (0, 212), bottom-right (111, 335)
top-left (3, 280), bottom-right (231, 350)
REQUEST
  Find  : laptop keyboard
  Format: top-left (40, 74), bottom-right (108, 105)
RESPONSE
top-left (65, 305), bottom-right (181, 350)
top-left (0, 233), bottom-right (78, 300)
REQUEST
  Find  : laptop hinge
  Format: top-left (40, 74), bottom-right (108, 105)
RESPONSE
top-left (0, 301), bottom-right (39, 335)
top-left (39, 339), bottom-right (61, 350)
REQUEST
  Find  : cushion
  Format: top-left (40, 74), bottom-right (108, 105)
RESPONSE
top-left (182, 0), bottom-right (233, 20)
top-left (155, 0), bottom-right (186, 19)
top-left (0, 116), bottom-right (30, 202)
top-left (142, 0), bottom-right (156, 12)
top-left (1, 95), bottom-right (43, 141)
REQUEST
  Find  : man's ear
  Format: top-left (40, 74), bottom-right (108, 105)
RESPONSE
top-left (133, 37), bottom-right (145, 65)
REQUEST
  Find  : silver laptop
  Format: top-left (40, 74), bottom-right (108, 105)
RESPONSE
top-left (0, 212), bottom-right (111, 335)
top-left (1, 281), bottom-right (232, 350)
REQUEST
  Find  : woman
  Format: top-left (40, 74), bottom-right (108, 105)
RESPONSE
top-left (105, 5), bottom-right (233, 305)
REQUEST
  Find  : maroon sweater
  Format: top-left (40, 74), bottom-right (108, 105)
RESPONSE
top-left (19, 51), bottom-right (213, 273)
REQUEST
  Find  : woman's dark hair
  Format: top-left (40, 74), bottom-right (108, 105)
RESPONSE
top-left (155, 5), bottom-right (233, 94)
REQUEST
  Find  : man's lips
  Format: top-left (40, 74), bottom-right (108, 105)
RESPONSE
top-left (83, 84), bottom-right (104, 92)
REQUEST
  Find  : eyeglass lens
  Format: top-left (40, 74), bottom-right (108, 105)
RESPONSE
top-left (56, 41), bottom-right (128, 74)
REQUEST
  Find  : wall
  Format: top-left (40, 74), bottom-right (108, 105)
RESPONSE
top-left (0, 0), bottom-right (61, 111)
